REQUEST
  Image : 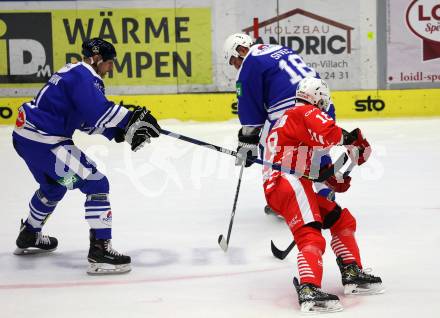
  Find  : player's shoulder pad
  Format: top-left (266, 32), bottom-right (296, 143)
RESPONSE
top-left (250, 44), bottom-right (285, 57)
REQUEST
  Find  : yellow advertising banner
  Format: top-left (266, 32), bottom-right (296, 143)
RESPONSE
top-left (331, 89), bottom-right (440, 119)
top-left (1, 89), bottom-right (440, 126)
top-left (0, 8), bottom-right (212, 87)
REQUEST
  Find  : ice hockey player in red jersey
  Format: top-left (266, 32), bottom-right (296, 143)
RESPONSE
top-left (263, 77), bottom-right (384, 313)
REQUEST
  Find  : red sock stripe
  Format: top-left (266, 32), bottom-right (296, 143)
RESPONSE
top-left (297, 251), bottom-right (323, 287)
top-left (331, 236), bottom-right (357, 263)
top-left (297, 253), bottom-right (315, 278)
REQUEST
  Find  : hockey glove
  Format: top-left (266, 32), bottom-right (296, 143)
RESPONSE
top-left (324, 174), bottom-right (351, 193)
top-left (124, 107), bottom-right (161, 152)
top-left (119, 100), bottom-right (138, 112)
top-left (236, 127), bottom-right (260, 167)
top-left (114, 128), bottom-right (125, 143)
top-left (342, 128), bottom-right (371, 165)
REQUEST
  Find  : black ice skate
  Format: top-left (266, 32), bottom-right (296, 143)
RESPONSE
top-left (336, 257), bottom-right (385, 295)
top-left (293, 277), bottom-right (343, 313)
top-left (14, 220), bottom-right (58, 255)
top-left (87, 230), bottom-right (131, 275)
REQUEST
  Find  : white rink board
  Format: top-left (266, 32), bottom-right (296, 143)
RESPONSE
top-left (0, 118), bottom-right (439, 318)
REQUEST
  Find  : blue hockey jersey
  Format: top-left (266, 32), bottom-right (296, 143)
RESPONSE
top-left (13, 62), bottom-right (130, 144)
top-left (236, 44), bottom-right (334, 127)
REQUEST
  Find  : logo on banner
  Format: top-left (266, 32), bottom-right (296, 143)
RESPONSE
top-left (0, 106), bottom-right (13, 120)
top-left (241, 8), bottom-right (354, 56)
top-left (0, 12), bottom-right (53, 83)
top-left (406, 0), bottom-right (440, 61)
top-left (52, 8), bottom-right (212, 86)
top-left (354, 96), bottom-right (385, 112)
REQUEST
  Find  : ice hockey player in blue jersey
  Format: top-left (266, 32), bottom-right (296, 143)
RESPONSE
top-left (12, 38), bottom-right (161, 275)
top-left (223, 34), bottom-right (344, 210)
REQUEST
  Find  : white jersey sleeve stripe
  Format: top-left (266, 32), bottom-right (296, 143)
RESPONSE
top-left (102, 105), bottom-right (129, 128)
top-left (94, 106), bottom-right (115, 128)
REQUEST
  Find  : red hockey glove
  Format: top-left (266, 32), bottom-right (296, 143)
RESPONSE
top-left (343, 128), bottom-right (371, 165)
top-left (324, 174), bottom-right (352, 193)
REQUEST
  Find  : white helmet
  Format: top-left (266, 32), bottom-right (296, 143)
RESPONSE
top-left (295, 77), bottom-right (331, 111)
top-left (223, 33), bottom-right (253, 64)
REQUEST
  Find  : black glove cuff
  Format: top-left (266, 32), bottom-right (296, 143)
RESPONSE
top-left (342, 128), bottom-right (359, 145)
top-left (114, 128), bottom-right (125, 143)
top-left (238, 127), bottom-right (261, 145)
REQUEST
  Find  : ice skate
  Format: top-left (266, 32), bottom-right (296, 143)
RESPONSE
top-left (293, 277), bottom-right (343, 313)
top-left (336, 257), bottom-right (385, 295)
top-left (87, 230), bottom-right (131, 275)
top-left (14, 220), bottom-right (58, 255)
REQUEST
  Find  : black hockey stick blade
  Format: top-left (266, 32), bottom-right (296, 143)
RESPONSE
top-left (271, 240), bottom-right (296, 260)
top-left (218, 234), bottom-right (228, 252)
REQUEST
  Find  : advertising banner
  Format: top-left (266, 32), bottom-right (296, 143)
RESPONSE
top-left (215, 0), bottom-right (372, 91)
top-left (241, 8), bottom-right (357, 89)
top-left (0, 7), bottom-right (212, 87)
top-left (0, 12), bottom-right (53, 84)
top-left (2, 87), bottom-right (439, 126)
top-left (387, 0), bottom-right (440, 85)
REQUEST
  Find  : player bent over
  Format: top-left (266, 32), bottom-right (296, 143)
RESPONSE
top-left (263, 77), bottom-right (383, 313)
top-left (12, 38), bottom-right (161, 275)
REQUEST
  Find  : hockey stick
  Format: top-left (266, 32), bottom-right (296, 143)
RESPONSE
top-left (327, 160), bottom-right (357, 201)
top-left (160, 128), bottom-right (237, 157)
top-left (218, 161), bottom-right (245, 252)
top-left (270, 160), bottom-right (357, 260)
top-left (160, 128), bottom-right (347, 183)
top-left (270, 239), bottom-right (296, 260)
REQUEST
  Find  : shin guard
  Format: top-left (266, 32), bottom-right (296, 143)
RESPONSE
top-left (85, 193), bottom-right (112, 240)
top-left (25, 190), bottom-right (59, 232)
top-left (330, 208), bottom-right (362, 267)
top-left (294, 226), bottom-right (326, 287)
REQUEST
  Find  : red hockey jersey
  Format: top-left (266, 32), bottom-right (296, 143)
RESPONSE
top-left (263, 104), bottom-right (343, 192)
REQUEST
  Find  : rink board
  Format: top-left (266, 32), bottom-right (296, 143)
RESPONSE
top-left (1, 89), bottom-right (440, 125)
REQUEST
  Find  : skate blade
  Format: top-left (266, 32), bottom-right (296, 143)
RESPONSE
top-left (344, 283), bottom-right (385, 295)
top-left (13, 247), bottom-right (56, 255)
top-left (87, 262), bottom-right (131, 275)
top-left (300, 300), bottom-right (343, 314)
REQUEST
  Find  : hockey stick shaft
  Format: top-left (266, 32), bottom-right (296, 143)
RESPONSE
top-left (160, 128), bottom-right (237, 157)
top-left (218, 161), bottom-right (245, 251)
top-left (271, 159), bottom-right (356, 260)
top-left (160, 128), bottom-right (346, 183)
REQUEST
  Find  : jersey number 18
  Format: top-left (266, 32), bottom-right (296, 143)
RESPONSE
top-left (278, 54), bottom-right (316, 85)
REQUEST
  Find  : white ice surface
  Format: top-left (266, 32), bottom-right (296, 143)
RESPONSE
top-left (0, 118), bottom-right (439, 317)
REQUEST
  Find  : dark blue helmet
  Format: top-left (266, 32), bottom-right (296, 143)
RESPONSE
top-left (81, 38), bottom-right (116, 61)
